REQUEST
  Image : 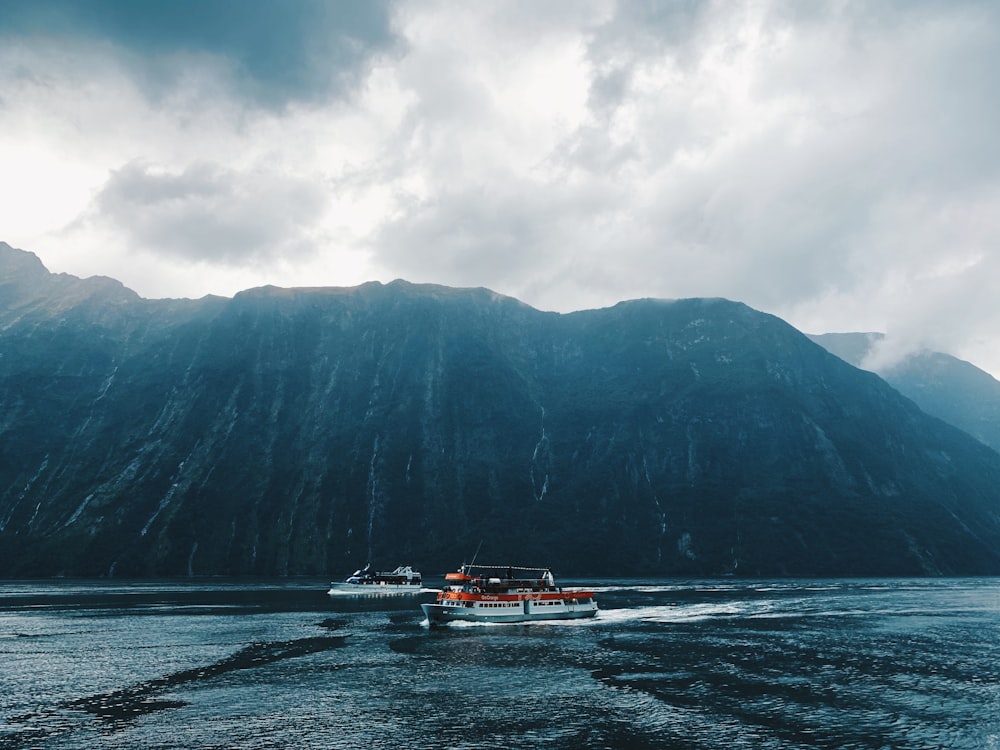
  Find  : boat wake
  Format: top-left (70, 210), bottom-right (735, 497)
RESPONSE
top-left (592, 599), bottom-right (782, 625)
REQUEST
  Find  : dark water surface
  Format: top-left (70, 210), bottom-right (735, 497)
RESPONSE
top-left (1, 578), bottom-right (998, 749)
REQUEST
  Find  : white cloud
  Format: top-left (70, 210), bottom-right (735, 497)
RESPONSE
top-left (82, 160), bottom-right (328, 264)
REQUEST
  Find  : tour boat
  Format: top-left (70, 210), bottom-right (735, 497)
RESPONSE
top-left (421, 564), bottom-right (598, 625)
top-left (327, 564), bottom-right (423, 595)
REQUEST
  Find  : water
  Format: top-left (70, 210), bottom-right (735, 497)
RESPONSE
top-left (1, 578), bottom-right (999, 749)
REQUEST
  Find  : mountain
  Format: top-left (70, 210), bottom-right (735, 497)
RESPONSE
top-left (3, 241), bottom-right (1000, 578)
top-left (810, 333), bottom-right (1000, 454)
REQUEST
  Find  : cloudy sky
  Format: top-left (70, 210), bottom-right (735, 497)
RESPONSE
top-left (2, 0), bottom-right (999, 375)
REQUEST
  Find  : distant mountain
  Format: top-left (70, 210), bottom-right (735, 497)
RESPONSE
top-left (810, 333), bottom-right (1000, 454)
top-left (3, 241), bottom-right (1000, 578)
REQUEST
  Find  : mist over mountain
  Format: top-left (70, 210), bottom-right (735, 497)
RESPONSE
top-left (3, 241), bottom-right (1000, 578)
top-left (811, 333), bottom-right (1000, 455)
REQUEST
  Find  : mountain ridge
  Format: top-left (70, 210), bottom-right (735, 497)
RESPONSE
top-left (3, 243), bottom-right (1000, 578)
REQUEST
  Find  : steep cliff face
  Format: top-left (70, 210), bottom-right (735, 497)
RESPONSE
top-left (3, 243), bottom-right (1000, 577)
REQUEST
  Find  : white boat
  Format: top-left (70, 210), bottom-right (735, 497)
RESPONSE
top-left (327, 564), bottom-right (423, 595)
top-left (421, 564), bottom-right (597, 625)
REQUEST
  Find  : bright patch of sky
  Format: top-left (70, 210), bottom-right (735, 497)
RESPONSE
top-left (2, 0), bottom-right (1000, 376)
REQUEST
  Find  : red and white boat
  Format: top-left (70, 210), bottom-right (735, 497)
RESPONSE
top-left (421, 564), bottom-right (598, 626)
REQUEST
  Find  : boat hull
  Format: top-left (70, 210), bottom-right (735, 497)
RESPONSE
top-left (421, 600), bottom-right (598, 626)
top-left (327, 583), bottom-right (424, 596)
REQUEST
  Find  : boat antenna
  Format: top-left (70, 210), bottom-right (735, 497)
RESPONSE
top-left (468, 540), bottom-right (483, 569)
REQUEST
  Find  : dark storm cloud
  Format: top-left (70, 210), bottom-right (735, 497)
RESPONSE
top-left (89, 161), bottom-right (327, 264)
top-left (0, 0), bottom-right (398, 107)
